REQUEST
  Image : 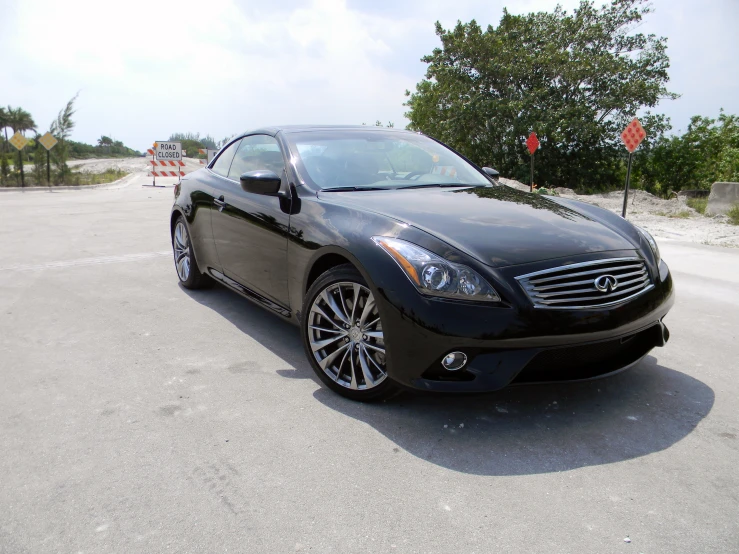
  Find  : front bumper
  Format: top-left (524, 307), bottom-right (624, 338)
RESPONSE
top-left (374, 253), bottom-right (674, 393)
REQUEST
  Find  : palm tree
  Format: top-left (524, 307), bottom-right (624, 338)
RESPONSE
top-left (97, 135), bottom-right (113, 155)
top-left (7, 106), bottom-right (37, 187)
top-left (50, 94), bottom-right (79, 184)
top-left (32, 132), bottom-right (47, 186)
top-left (7, 106), bottom-right (36, 135)
top-left (0, 107), bottom-right (8, 143)
top-left (0, 108), bottom-right (9, 184)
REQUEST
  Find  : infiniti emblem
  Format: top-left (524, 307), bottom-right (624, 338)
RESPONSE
top-left (594, 274), bottom-right (618, 292)
top-left (349, 327), bottom-right (362, 342)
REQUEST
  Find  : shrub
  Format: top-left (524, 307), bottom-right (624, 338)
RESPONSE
top-left (686, 197), bottom-right (708, 214)
top-left (0, 168), bottom-right (127, 187)
top-left (66, 169), bottom-right (127, 186)
top-left (728, 204), bottom-right (739, 226)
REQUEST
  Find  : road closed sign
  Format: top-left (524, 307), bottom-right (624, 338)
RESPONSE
top-left (155, 141), bottom-right (182, 162)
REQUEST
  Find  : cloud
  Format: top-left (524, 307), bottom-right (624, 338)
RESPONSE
top-left (0, 0), bottom-right (736, 149)
top-left (1, 0), bottom-right (422, 149)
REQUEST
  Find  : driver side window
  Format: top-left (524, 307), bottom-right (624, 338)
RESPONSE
top-left (210, 139), bottom-right (241, 177)
top-left (228, 135), bottom-right (285, 181)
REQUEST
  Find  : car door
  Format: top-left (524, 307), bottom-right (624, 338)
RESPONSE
top-left (210, 134), bottom-right (291, 308)
top-left (188, 139), bottom-right (241, 272)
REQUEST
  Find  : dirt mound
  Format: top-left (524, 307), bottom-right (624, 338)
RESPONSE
top-left (499, 178), bottom-right (739, 247)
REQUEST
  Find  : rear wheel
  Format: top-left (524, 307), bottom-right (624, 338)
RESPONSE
top-left (172, 216), bottom-right (208, 289)
top-left (302, 264), bottom-right (400, 401)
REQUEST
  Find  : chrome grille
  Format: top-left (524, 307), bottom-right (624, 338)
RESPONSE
top-left (516, 257), bottom-right (653, 309)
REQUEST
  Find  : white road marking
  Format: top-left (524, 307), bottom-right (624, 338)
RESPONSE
top-left (0, 251), bottom-right (171, 272)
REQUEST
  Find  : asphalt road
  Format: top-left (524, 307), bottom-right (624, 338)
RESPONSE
top-left (1, 173), bottom-right (737, 553)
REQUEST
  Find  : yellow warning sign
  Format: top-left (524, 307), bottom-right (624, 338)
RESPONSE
top-left (38, 132), bottom-right (58, 151)
top-left (9, 131), bottom-right (28, 151)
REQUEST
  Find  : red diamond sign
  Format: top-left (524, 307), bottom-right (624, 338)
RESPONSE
top-left (526, 132), bottom-right (539, 155)
top-left (621, 118), bottom-right (646, 153)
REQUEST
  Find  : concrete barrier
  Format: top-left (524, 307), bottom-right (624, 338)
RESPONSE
top-left (706, 182), bottom-right (739, 216)
top-left (677, 189), bottom-right (710, 199)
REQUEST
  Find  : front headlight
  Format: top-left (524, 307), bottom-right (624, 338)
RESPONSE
top-left (372, 236), bottom-right (501, 302)
top-left (635, 226), bottom-right (660, 264)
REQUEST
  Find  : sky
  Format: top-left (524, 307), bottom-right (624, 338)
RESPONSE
top-left (1, 0), bottom-right (737, 151)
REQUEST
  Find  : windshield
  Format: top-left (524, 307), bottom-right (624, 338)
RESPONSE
top-left (285, 130), bottom-right (491, 190)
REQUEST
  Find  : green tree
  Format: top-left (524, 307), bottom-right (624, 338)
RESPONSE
top-left (404, 0), bottom-right (677, 190)
top-left (217, 136), bottom-right (234, 149)
top-left (31, 134), bottom-right (47, 186)
top-left (0, 155), bottom-right (8, 185)
top-left (6, 106), bottom-right (37, 186)
top-left (170, 132), bottom-right (219, 155)
top-left (169, 133), bottom-right (217, 153)
top-left (97, 135), bottom-right (113, 153)
top-left (200, 135), bottom-right (218, 150)
top-left (181, 139), bottom-right (205, 158)
top-left (0, 107), bottom-right (9, 185)
top-left (50, 93), bottom-right (79, 184)
top-left (636, 111), bottom-right (739, 194)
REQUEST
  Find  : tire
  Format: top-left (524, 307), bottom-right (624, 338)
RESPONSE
top-left (172, 215), bottom-right (209, 290)
top-left (301, 264), bottom-right (401, 402)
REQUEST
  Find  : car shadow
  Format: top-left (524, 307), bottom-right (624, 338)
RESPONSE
top-left (182, 283), bottom-right (714, 476)
top-left (180, 282), bottom-right (310, 373)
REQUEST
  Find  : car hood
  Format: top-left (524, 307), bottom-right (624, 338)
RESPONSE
top-left (320, 186), bottom-right (637, 267)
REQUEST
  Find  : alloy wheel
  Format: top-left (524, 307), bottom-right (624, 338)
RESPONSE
top-left (307, 282), bottom-right (387, 390)
top-left (173, 221), bottom-right (191, 282)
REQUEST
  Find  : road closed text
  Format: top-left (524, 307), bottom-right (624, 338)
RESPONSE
top-left (156, 142), bottom-right (182, 161)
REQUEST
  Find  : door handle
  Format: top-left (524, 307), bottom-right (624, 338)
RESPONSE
top-left (214, 196), bottom-right (227, 211)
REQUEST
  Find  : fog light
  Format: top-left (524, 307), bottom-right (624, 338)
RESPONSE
top-left (441, 351), bottom-right (467, 371)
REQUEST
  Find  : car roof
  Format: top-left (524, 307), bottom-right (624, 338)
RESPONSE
top-left (240, 125), bottom-right (416, 137)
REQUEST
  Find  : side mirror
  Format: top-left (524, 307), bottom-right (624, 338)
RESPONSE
top-left (482, 167), bottom-right (500, 181)
top-left (240, 170), bottom-right (282, 195)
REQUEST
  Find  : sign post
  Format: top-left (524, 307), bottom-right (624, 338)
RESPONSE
top-left (9, 131), bottom-right (29, 188)
top-left (620, 118), bottom-right (646, 218)
top-left (146, 147), bottom-right (156, 186)
top-left (38, 132), bottom-right (58, 186)
top-left (526, 132), bottom-right (539, 192)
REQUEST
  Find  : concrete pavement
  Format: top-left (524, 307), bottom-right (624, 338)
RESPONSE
top-left (0, 173), bottom-right (737, 553)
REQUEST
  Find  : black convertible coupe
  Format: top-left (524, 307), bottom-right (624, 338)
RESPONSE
top-left (171, 125), bottom-right (673, 401)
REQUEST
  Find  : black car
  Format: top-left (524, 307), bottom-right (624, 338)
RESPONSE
top-left (171, 125), bottom-right (673, 401)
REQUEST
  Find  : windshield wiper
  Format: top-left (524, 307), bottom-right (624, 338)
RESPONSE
top-left (321, 186), bottom-right (390, 192)
top-left (395, 183), bottom-right (485, 190)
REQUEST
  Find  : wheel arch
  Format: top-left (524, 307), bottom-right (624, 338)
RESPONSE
top-left (170, 207), bottom-right (205, 272)
top-left (170, 208), bottom-right (185, 239)
top-left (305, 250), bottom-right (358, 293)
top-left (299, 240), bottom-right (402, 313)
top-left (302, 243), bottom-right (386, 296)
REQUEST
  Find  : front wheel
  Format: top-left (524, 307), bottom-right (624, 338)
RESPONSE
top-left (301, 264), bottom-right (400, 402)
